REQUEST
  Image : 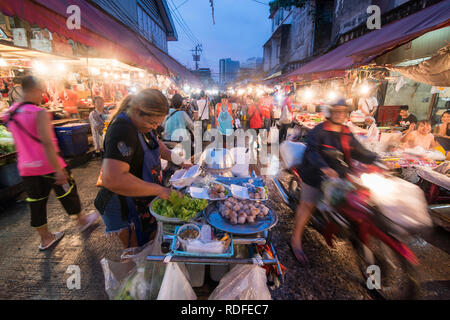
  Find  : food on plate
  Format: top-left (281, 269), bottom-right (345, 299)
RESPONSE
top-left (242, 183), bottom-right (267, 200)
top-left (152, 191), bottom-right (208, 221)
top-left (208, 183), bottom-right (229, 199)
top-left (218, 197), bottom-right (270, 225)
top-left (179, 229), bottom-right (199, 240)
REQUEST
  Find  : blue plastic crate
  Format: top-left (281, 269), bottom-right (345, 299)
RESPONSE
top-left (170, 225), bottom-right (234, 258)
top-left (55, 123), bottom-right (89, 157)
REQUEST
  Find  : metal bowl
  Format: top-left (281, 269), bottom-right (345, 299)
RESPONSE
top-left (200, 148), bottom-right (235, 171)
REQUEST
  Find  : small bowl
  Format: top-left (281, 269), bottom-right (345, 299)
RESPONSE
top-left (176, 224), bottom-right (201, 250)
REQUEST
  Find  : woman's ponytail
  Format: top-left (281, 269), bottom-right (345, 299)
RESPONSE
top-left (109, 94), bottom-right (135, 123)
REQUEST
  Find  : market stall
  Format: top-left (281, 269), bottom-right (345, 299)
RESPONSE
top-left (101, 148), bottom-right (285, 300)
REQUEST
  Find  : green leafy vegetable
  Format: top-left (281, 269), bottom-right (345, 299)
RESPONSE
top-left (152, 191), bottom-right (208, 221)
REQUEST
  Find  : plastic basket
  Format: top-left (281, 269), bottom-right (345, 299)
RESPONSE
top-left (170, 226), bottom-right (234, 258)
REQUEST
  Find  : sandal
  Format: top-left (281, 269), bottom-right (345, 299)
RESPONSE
top-left (288, 242), bottom-right (309, 265)
top-left (79, 210), bottom-right (100, 233)
top-left (38, 232), bottom-right (65, 251)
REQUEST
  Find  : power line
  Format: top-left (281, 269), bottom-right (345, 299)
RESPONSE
top-left (248, 0), bottom-right (270, 6)
top-left (175, 0), bottom-right (190, 9)
top-left (168, 0), bottom-right (201, 45)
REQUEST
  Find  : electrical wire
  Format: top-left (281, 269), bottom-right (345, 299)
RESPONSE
top-left (175, 0), bottom-right (191, 9)
top-left (248, 0), bottom-right (270, 6)
top-left (168, 0), bottom-right (202, 45)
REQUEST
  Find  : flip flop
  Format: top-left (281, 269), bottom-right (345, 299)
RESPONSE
top-left (288, 242), bottom-right (309, 265)
top-left (38, 231), bottom-right (65, 251)
top-left (79, 211), bottom-right (100, 233)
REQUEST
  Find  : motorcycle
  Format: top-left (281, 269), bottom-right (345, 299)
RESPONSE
top-left (272, 138), bottom-right (432, 299)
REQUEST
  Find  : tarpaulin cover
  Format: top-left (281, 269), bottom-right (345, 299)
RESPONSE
top-left (284, 0), bottom-right (450, 81)
top-left (389, 45), bottom-right (450, 86)
top-left (0, 0), bottom-right (198, 82)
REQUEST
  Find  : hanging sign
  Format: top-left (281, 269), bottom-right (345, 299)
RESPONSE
top-left (13, 28), bottom-right (28, 47)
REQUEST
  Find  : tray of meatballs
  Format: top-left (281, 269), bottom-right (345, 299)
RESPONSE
top-left (204, 196), bottom-right (277, 235)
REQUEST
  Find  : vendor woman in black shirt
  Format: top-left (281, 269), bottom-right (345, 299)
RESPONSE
top-left (290, 99), bottom-right (377, 265)
top-left (95, 89), bottom-right (187, 250)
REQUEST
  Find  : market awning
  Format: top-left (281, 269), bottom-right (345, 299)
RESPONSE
top-left (284, 0), bottom-right (450, 82)
top-left (389, 45), bottom-right (450, 86)
top-left (0, 0), bottom-right (198, 83)
top-left (143, 42), bottom-right (201, 86)
top-left (263, 71), bottom-right (282, 81)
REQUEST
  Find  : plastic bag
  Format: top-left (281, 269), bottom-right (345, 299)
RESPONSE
top-left (280, 140), bottom-right (306, 169)
top-left (157, 263), bottom-right (197, 300)
top-left (208, 264), bottom-right (271, 300)
top-left (100, 222), bottom-right (166, 300)
top-left (365, 175), bottom-right (433, 231)
top-left (185, 239), bottom-right (225, 254)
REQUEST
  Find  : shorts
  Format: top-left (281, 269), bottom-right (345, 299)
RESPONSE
top-left (101, 194), bottom-right (132, 234)
top-left (300, 181), bottom-right (322, 204)
top-left (22, 169), bottom-right (81, 228)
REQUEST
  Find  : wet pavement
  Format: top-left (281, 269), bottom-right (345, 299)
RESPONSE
top-left (0, 158), bottom-right (448, 300)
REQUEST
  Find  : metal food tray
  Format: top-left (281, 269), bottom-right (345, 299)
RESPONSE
top-left (170, 226), bottom-right (234, 258)
top-left (204, 202), bottom-right (278, 235)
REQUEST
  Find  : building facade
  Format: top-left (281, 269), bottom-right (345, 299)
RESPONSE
top-left (192, 68), bottom-right (215, 88)
top-left (92, 0), bottom-right (177, 53)
top-left (219, 58), bottom-right (240, 85)
top-left (262, 0), bottom-right (439, 78)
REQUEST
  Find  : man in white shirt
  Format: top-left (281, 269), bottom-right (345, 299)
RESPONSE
top-left (197, 90), bottom-right (210, 135)
top-left (358, 95), bottom-right (378, 117)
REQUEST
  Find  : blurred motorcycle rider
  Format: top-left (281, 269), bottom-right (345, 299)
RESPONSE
top-left (290, 99), bottom-right (377, 264)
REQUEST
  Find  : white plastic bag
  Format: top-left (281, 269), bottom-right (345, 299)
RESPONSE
top-left (208, 265), bottom-right (271, 300)
top-left (157, 263), bottom-right (197, 300)
top-left (280, 140), bottom-right (306, 169)
top-left (364, 175), bottom-right (433, 231)
top-left (100, 222), bottom-right (167, 300)
top-left (185, 239), bottom-right (225, 254)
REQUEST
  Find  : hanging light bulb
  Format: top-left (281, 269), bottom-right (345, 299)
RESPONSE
top-left (0, 58), bottom-right (8, 67)
top-left (327, 91), bottom-right (337, 101)
top-left (304, 88), bottom-right (314, 100)
top-left (56, 62), bottom-right (66, 72)
top-left (33, 61), bottom-right (47, 74)
top-left (360, 83), bottom-right (371, 95)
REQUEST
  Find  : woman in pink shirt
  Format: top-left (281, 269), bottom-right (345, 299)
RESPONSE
top-left (3, 76), bottom-right (98, 251)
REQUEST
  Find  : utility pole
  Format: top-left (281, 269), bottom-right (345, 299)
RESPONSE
top-left (191, 44), bottom-right (202, 71)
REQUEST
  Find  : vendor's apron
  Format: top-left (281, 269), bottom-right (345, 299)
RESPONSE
top-left (117, 113), bottom-right (163, 246)
top-left (125, 131), bottom-right (162, 246)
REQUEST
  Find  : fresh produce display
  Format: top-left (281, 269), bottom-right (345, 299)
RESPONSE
top-left (208, 183), bottom-right (229, 199)
top-left (0, 125), bottom-right (15, 155)
top-left (219, 197), bottom-right (270, 225)
top-left (295, 112), bottom-right (325, 129)
top-left (152, 191), bottom-right (208, 221)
